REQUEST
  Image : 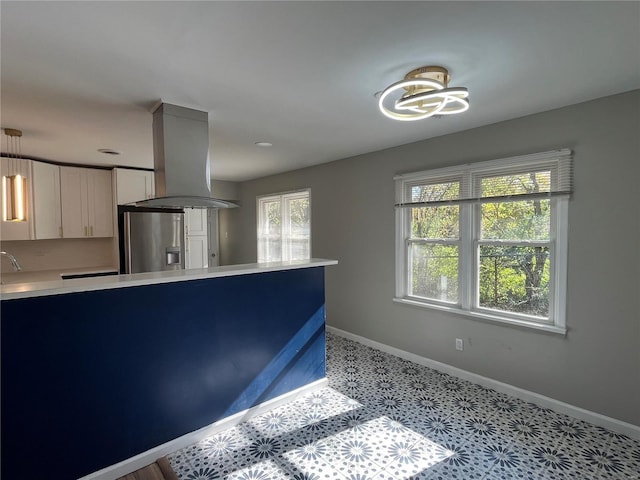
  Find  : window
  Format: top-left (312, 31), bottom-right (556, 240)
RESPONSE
top-left (257, 189), bottom-right (310, 262)
top-left (395, 150), bottom-right (572, 333)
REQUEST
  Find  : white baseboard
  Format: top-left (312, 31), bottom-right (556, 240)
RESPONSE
top-left (80, 378), bottom-right (328, 480)
top-left (327, 325), bottom-right (640, 440)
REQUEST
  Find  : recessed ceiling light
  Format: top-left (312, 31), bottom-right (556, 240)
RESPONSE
top-left (97, 148), bottom-right (121, 155)
top-left (254, 142), bottom-right (273, 147)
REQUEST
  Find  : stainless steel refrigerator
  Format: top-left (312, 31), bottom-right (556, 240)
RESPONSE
top-left (118, 206), bottom-right (185, 274)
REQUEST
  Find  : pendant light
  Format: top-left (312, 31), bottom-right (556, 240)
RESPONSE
top-left (2, 128), bottom-right (27, 222)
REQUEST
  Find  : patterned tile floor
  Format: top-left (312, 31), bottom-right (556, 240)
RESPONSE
top-left (168, 332), bottom-right (640, 480)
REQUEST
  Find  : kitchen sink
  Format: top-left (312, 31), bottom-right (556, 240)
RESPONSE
top-left (60, 271), bottom-right (118, 280)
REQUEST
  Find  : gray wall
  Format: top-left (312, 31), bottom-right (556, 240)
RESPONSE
top-left (209, 179), bottom-right (239, 266)
top-left (211, 179), bottom-right (239, 202)
top-left (228, 90), bottom-right (640, 426)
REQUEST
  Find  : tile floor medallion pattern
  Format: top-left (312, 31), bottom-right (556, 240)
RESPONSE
top-left (168, 332), bottom-right (639, 480)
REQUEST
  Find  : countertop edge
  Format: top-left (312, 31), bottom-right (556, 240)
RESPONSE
top-left (0, 259), bottom-right (338, 300)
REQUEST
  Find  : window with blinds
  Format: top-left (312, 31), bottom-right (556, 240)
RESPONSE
top-left (394, 149), bottom-right (572, 333)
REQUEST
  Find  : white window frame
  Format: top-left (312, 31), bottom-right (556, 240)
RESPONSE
top-left (257, 189), bottom-right (311, 263)
top-left (394, 150), bottom-right (571, 334)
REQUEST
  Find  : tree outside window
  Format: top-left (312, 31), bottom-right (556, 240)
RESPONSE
top-left (396, 150), bottom-right (571, 332)
top-left (258, 190), bottom-right (310, 262)
top-left (478, 171), bottom-right (551, 318)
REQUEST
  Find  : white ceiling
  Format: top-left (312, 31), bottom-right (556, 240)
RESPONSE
top-left (1, 1), bottom-right (639, 182)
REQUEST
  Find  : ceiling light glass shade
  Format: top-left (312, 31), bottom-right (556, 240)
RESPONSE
top-left (2, 174), bottom-right (27, 221)
top-left (378, 66), bottom-right (469, 121)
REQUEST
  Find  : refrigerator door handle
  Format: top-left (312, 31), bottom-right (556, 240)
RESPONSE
top-left (123, 212), bottom-right (133, 274)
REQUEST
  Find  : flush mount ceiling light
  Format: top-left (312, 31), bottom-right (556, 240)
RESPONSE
top-left (378, 66), bottom-right (469, 121)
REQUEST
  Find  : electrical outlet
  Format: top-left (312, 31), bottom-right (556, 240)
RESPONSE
top-left (455, 338), bottom-right (464, 351)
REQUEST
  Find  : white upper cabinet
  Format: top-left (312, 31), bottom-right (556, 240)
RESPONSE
top-left (1, 160), bottom-right (115, 241)
top-left (114, 168), bottom-right (155, 205)
top-left (0, 157), bottom-right (33, 240)
top-left (87, 169), bottom-right (114, 237)
top-left (32, 161), bottom-right (62, 239)
top-left (60, 166), bottom-right (113, 238)
top-left (60, 167), bottom-right (85, 238)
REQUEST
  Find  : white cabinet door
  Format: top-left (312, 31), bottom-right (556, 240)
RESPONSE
top-left (60, 166), bottom-right (113, 238)
top-left (87, 169), bottom-right (113, 237)
top-left (145, 171), bottom-right (155, 200)
top-left (114, 168), bottom-right (155, 205)
top-left (0, 157), bottom-right (33, 240)
top-left (60, 166), bottom-right (86, 238)
top-left (32, 161), bottom-right (62, 239)
top-left (185, 235), bottom-right (208, 269)
top-left (184, 208), bottom-right (207, 236)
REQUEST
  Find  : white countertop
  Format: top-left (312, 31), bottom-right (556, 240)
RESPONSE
top-left (0, 259), bottom-right (338, 300)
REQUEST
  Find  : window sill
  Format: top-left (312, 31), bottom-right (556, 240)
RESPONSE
top-left (393, 297), bottom-right (567, 335)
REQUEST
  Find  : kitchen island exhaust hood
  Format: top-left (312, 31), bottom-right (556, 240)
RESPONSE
top-left (136, 103), bottom-right (238, 209)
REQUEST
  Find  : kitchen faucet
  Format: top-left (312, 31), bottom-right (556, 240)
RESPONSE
top-left (1, 251), bottom-right (22, 271)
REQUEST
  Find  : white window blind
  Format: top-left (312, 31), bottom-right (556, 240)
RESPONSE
top-left (396, 149), bottom-right (572, 208)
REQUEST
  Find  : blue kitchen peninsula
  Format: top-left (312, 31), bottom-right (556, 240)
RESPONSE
top-left (1, 259), bottom-right (336, 479)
